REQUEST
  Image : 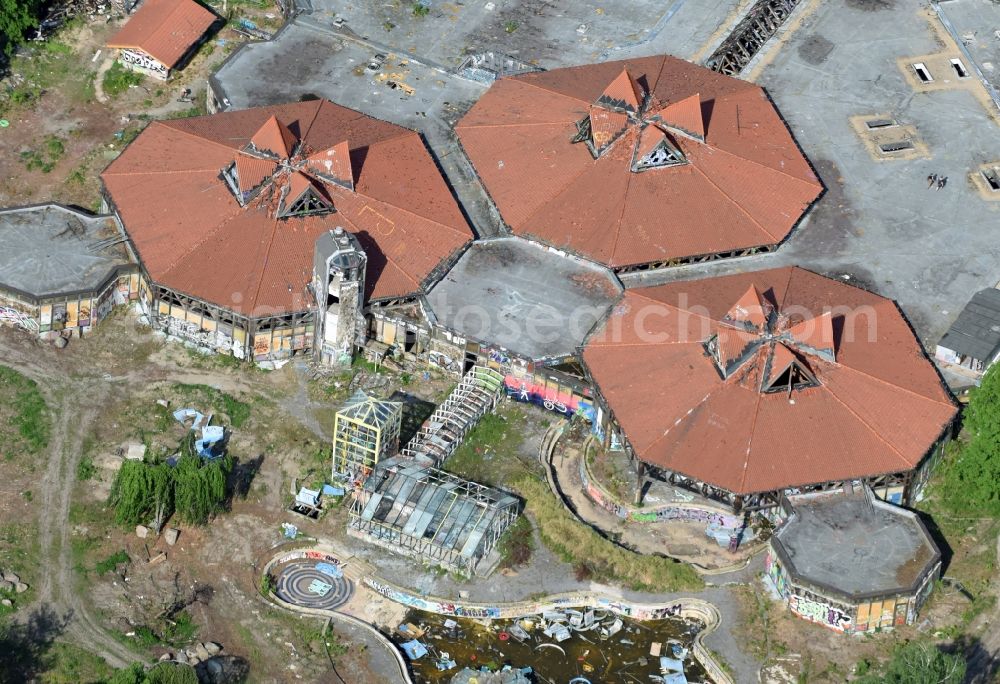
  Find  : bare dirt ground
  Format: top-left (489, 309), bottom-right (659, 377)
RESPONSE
top-left (0, 314), bottom-right (417, 681)
top-left (0, 2), bottom-right (279, 211)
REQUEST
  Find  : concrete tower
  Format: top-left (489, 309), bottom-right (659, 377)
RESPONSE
top-left (313, 227), bottom-right (366, 366)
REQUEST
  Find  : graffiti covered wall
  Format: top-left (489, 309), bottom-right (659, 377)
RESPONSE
top-left (578, 454), bottom-right (743, 528)
top-left (362, 578), bottom-right (686, 622)
top-left (0, 304), bottom-right (39, 332)
top-left (788, 594), bottom-right (853, 632)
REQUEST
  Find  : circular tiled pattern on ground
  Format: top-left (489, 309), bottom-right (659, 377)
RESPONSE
top-left (275, 560), bottom-right (353, 611)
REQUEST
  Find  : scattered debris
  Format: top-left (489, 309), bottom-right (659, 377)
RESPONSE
top-left (401, 639), bottom-right (429, 660)
top-left (125, 443), bottom-right (147, 461)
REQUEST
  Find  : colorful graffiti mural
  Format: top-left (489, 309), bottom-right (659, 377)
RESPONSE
top-left (578, 457), bottom-right (743, 529)
top-left (364, 578), bottom-right (686, 622)
top-left (503, 376), bottom-right (595, 421)
top-left (0, 306), bottom-right (39, 332)
top-left (788, 594), bottom-right (852, 631)
top-left (764, 551), bottom-right (789, 598)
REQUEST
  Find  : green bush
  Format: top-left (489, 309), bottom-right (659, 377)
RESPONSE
top-left (95, 549), bottom-right (129, 575)
top-left (103, 61), bottom-right (143, 97)
top-left (937, 363), bottom-right (1000, 514)
top-left (76, 455), bottom-right (97, 481)
top-left (855, 641), bottom-right (965, 684)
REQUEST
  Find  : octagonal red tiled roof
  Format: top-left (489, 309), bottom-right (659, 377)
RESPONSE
top-left (456, 56), bottom-right (823, 269)
top-left (102, 100), bottom-right (473, 317)
top-left (582, 267), bottom-right (956, 495)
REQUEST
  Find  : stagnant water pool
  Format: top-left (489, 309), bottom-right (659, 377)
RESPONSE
top-left (391, 608), bottom-right (711, 683)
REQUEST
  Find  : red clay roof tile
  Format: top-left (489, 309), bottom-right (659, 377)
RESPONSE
top-left (457, 55), bottom-right (823, 268)
top-left (106, 0), bottom-right (215, 69)
top-left (599, 68), bottom-right (645, 111)
top-left (655, 93), bottom-right (704, 140)
top-left (250, 115), bottom-right (298, 158)
top-left (103, 100), bottom-right (473, 317)
top-left (583, 267), bottom-right (956, 495)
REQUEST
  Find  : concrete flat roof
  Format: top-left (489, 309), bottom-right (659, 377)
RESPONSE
top-left (621, 0), bottom-right (1000, 390)
top-left (0, 205), bottom-right (131, 300)
top-left (426, 237), bottom-right (621, 361)
top-left (774, 491), bottom-right (939, 601)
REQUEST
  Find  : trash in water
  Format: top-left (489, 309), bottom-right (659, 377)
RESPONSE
top-left (395, 609), bottom-right (705, 683)
top-left (401, 639), bottom-right (428, 660)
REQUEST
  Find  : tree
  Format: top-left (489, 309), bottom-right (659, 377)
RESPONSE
top-left (0, 0), bottom-right (42, 57)
top-left (939, 363), bottom-right (1000, 514)
top-left (172, 454), bottom-right (231, 525)
top-left (109, 461), bottom-right (174, 526)
top-left (857, 641), bottom-right (966, 684)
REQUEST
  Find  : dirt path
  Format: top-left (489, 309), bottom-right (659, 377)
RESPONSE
top-left (0, 326), bottom-right (338, 670)
top-left (0, 332), bottom-right (136, 667)
top-left (93, 56), bottom-right (114, 104)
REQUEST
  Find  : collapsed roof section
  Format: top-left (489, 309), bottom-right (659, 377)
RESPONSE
top-left (350, 456), bottom-right (519, 575)
top-left (457, 55), bottom-right (823, 269)
top-left (582, 267), bottom-right (957, 495)
top-left (102, 100), bottom-right (473, 318)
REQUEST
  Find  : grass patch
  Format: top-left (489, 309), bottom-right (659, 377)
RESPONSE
top-left (1, 40), bottom-right (77, 108)
top-left (171, 383), bottom-right (251, 428)
top-left (20, 135), bottom-right (67, 173)
top-left (446, 407), bottom-right (540, 485)
top-left (512, 475), bottom-right (703, 592)
top-left (0, 365), bottom-right (50, 461)
top-left (37, 642), bottom-right (114, 684)
top-left (94, 550), bottom-right (129, 576)
top-left (102, 61), bottom-right (144, 97)
top-left (116, 609), bottom-right (199, 652)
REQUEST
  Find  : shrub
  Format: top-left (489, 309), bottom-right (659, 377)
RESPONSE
top-left (103, 61), bottom-right (143, 97)
top-left (95, 550), bottom-right (130, 575)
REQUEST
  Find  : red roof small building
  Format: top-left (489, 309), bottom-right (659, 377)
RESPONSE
top-left (106, 0), bottom-right (217, 78)
top-left (457, 56), bottom-right (823, 271)
top-left (102, 100), bottom-right (473, 360)
top-left (582, 267), bottom-right (956, 506)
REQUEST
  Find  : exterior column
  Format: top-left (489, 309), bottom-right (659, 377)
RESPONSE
top-left (634, 460), bottom-right (646, 506)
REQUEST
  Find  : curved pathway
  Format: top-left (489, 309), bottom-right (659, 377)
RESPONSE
top-left (543, 427), bottom-right (761, 575)
top-left (261, 544), bottom-right (736, 684)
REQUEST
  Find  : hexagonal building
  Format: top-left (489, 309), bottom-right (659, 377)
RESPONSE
top-left (457, 55), bottom-right (823, 271)
top-left (766, 487), bottom-right (941, 633)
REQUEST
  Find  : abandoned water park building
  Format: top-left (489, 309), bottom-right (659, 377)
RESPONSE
top-left (15, 55), bottom-right (952, 516)
top-left (0, 49), bottom-right (962, 620)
